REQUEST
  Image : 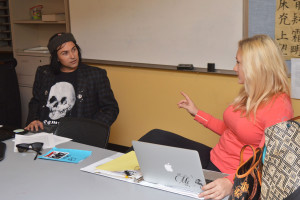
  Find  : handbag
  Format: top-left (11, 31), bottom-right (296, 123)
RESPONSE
top-left (261, 116), bottom-right (300, 200)
top-left (229, 145), bottom-right (263, 200)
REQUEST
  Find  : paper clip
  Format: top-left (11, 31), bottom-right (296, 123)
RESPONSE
top-left (133, 176), bottom-right (144, 183)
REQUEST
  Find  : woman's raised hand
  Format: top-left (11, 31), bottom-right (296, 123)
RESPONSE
top-left (177, 92), bottom-right (199, 116)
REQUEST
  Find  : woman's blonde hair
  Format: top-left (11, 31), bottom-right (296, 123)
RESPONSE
top-left (232, 34), bottom-right (290, 118)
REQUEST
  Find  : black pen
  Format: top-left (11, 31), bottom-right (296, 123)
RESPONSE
top-left (124, 170), bottom-right (131, 178)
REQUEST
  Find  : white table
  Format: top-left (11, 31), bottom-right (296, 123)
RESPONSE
top-left (0, 139), bottom-right (197, 200)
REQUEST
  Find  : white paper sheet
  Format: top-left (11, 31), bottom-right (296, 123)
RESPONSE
top-left (80, 154), bottom-right (203, 199)
top-left (291, 58), bottom-right (300, 99)
top-left (14, 133), bottom-right (72, 152)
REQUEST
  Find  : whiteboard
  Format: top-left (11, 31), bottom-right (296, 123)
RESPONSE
top-left (69, 0), bottom-right (244, 70)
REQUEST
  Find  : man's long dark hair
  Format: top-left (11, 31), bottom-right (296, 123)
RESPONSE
top-left (48, 33), bottom-right (82, 74)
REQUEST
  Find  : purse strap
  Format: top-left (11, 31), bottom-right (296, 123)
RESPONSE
top-left (239, 145), bottom-right (256, 165)
top-left (236, 145), bottom-right (263, 183)
top-left (290, 116), bottom-right (300, 121)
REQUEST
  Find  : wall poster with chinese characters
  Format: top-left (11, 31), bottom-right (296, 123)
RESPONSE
top-left (275, 0), bottom-right (300, 60)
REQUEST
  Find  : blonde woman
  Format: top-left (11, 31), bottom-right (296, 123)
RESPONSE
top-left (136, 35), bottom-right (294, 199)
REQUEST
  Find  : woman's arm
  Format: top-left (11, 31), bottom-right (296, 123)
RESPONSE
top-left (194, 110), bottom-right (227, 136)
top-left (177, 92), bottom-right (227, 135)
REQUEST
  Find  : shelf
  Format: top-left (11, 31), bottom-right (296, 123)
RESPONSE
top-left (0, 46), bottom-right (12, 52)
top-left (16, 49), bottom-right (50, 57)
top-left (10, 0), bottom-right (70, 54)
top-left (0, 38), bottom-right (11, 41)
top-left (14, 20), bottom-right (66, 24)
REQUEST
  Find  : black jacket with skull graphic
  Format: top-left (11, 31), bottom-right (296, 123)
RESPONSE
top-left (26, 63), bottom-right (119, 127)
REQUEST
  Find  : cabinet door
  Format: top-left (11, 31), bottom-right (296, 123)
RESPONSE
top-left (15, 55), bottom-right (50, 126)
top-left (15, 55), bottom-right (50, 87)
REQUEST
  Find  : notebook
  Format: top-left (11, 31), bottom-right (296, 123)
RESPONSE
top-left (132, 140), bottom-right (228, 194)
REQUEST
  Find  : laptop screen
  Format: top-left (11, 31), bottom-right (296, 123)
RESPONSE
top-left (132, 140), bottom-right (207, 193)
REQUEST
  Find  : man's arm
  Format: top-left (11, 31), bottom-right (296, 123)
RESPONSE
top-left (93, 69), bottom-right (119, 126)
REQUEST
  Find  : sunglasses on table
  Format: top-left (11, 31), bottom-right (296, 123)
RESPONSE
top-left (16, 142), bottom-right (44, 160)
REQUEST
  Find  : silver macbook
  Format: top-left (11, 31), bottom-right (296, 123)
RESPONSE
top-left (132, 140), bottom-right (228, 194)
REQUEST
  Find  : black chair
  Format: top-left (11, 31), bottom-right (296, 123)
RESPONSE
top-left (54, 117), bottom-right (110, 148)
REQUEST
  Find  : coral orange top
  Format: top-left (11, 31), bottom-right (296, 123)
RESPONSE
top-left (194, 93), bottom-right (293, 182)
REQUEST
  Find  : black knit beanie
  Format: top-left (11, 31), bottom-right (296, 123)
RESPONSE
top-left (47, 33), bottom-right (76, 53)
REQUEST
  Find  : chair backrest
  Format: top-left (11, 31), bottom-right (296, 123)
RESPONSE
top-left (55, 117), bottom-right (110, 148)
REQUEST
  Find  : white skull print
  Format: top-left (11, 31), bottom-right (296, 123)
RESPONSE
top-left (46, 82), bottom-right (76, 120)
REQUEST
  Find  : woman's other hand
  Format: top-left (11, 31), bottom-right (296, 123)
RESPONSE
top-left (177, 92), bottom-right (199, 116)
top-left (198, 178), bottom-right (233, 200)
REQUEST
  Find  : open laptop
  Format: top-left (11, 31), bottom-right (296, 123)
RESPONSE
top-left (132, 140), bottom-right (228, 194)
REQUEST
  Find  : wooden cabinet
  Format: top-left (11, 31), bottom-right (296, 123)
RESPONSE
top-left (10, 0), bottom-right (70, 56)
top-left (9, 0), bottom-right (70, 126)
top-left (15, 55), bottom-right (50, 126)
top-left (15, 55), bottom-right (49, 87)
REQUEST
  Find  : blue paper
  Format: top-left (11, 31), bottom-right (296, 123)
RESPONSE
top-left (39, 147), bottom-right (92, 163)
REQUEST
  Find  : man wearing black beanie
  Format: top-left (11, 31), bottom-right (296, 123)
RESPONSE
top-left (25, 32), bottom-right (119, 132)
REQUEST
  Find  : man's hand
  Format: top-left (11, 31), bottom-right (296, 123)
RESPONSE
top-left (25, 120), bottom-right (44, 132)
top-left (198, 178), bottom-right (233, 200)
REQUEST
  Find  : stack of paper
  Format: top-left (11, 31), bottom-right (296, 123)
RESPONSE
top-left (96, 150), bottom-right (140, 171)
top-left (94, 151), bottom-right (142, 180)
top-left (14, 133), bottom-right (72, 152)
